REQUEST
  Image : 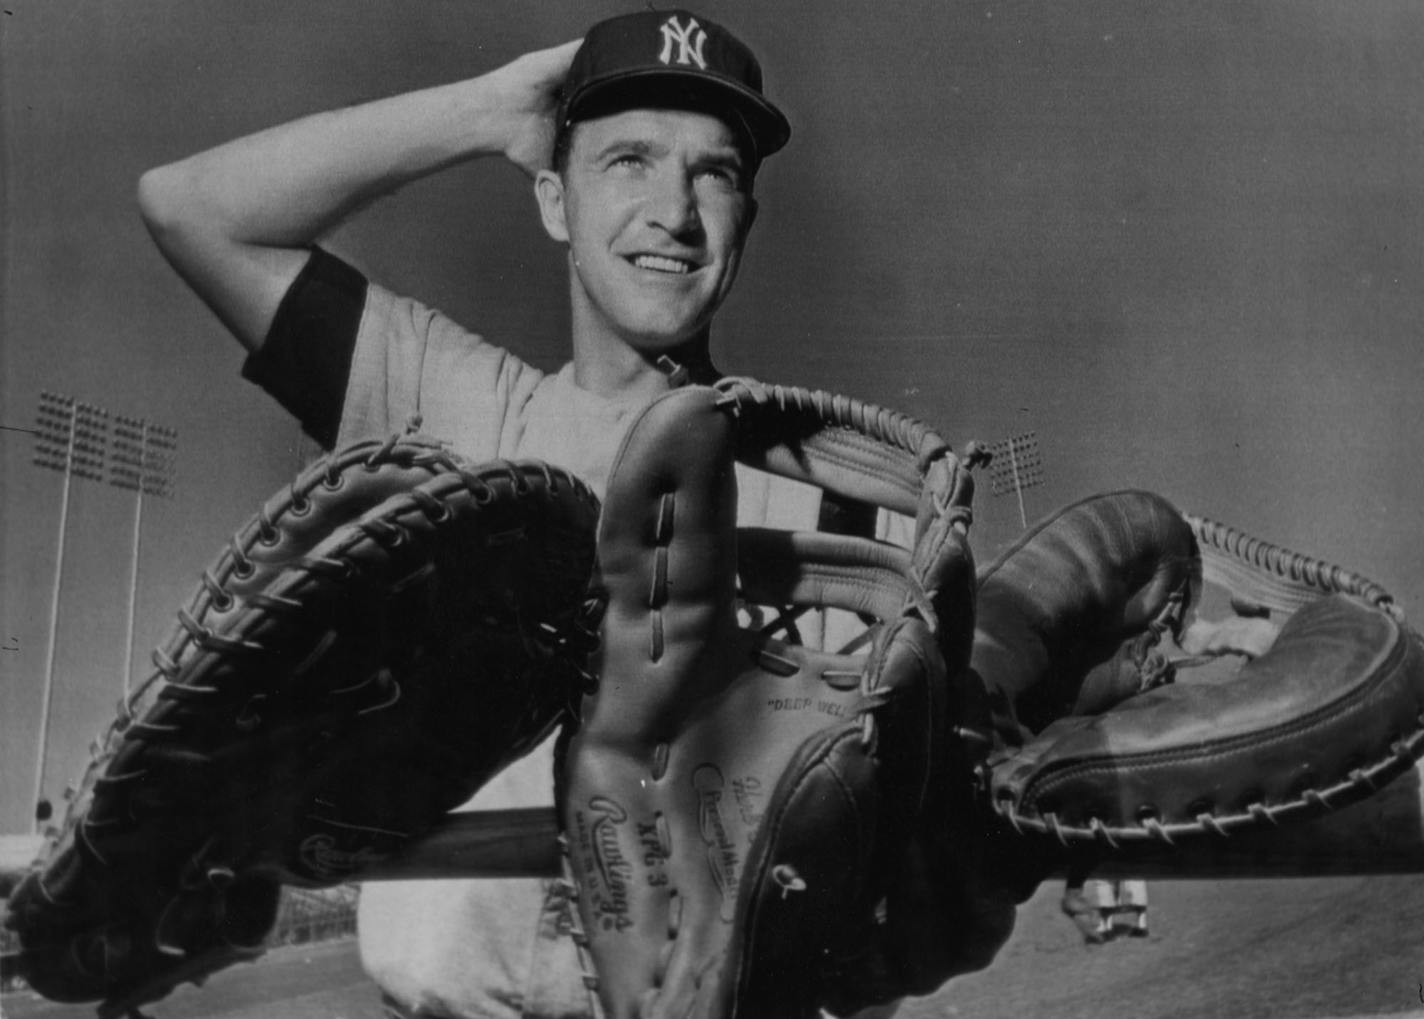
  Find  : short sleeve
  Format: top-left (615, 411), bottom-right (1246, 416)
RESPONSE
top-left (241, 247), bottom-right (366, 449)
top-left (336, 279), bottom-right (547, 462)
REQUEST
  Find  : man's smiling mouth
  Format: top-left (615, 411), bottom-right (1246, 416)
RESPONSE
top-left (631, 254), bottom-right (695, 275)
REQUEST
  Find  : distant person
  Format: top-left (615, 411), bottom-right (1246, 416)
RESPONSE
top-left (1109, 878), bottom-right (1149, 937)
top-left (1084, 878), bottom-right (1150, 940)
top-left (1065, 859), bottom-right (1105, 939)
top-left (1061, 857), bottom-right (1107, 945)
top-left (1062, 858), bottom-right (1149, 944)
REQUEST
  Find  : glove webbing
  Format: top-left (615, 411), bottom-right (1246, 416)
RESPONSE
top-left (1186, 512), bottom-right (1399, 621)
top-left (714, 377), bottom-right (962, 519)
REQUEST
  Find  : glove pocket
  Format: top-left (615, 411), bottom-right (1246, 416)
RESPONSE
top-left (990, 594), bottom-right (1424, 843)
top-left (713, 723), bottom-right (880, 1019)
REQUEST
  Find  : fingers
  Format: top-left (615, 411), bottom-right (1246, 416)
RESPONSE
top-left (541, 37), bottom-right (583, 67)
top-left (509, 37), bottom-right (582, 92)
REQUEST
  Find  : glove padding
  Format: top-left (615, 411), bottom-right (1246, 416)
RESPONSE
top-left (559, 380), bottom-right (984, 1019)
top-left (5, 436), bottom-right (600, 1010)
top-left (971, 490), bottom-right (1199, 747)
top-left (979, 490), bottom-right (1424, 846)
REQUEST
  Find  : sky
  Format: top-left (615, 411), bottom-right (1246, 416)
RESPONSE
top-left (2, 1), bottom-right (1423, 837)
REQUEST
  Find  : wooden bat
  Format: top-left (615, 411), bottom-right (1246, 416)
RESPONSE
top-left (362, 765), bottom-right (1424, 883)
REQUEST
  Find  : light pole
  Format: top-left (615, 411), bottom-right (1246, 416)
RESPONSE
top-left (30, 392), bottom-right (109, 832)
top-left (110, 416), bottom-right (178, 698)
top-left (987, 430), bottom-right (1045, 529)
top-left (26, 394), bottom-right (178, 832)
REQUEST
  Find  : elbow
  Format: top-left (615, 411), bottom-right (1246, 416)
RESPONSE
top-left (136, 161), bottom-right (208, 255)
top-left (136, 163), bottom-right (182, 237)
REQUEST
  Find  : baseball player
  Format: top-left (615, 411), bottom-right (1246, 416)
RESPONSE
top-left (1060, 857), bottom-right (1106, 945)
top-left (138, 10), bottom-right (900, 1018)
top-left (1095, 878), bottom-right (1149, 939)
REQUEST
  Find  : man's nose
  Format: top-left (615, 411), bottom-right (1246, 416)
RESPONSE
top-left (645, 170), bottom-right (701, 236)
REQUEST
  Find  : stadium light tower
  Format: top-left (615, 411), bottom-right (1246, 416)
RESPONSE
top-left (30, 392), bottom-right (109, 832)
top-left (26, 395), bottom-right (178, 832)
top-left (110, 416), bottom-right (178, 697)
top-left (987, 430), bottom-right (1045, 529)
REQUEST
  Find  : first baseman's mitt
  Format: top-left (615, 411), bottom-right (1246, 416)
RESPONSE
top-left (557, 378), bottom-right (995, 1019)
top-left (4, 434), bottom-right (600, 1012)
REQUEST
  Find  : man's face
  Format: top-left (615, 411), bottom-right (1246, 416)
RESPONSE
top-left (537, 107), bottom-right (757, 354)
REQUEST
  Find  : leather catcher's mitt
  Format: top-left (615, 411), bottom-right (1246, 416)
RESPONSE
top-left (978, 490), bottom-right (1424, 848)
top-left (5, 434), bottom-right (600, 1011)
top-left (558, 379), bottom-right (991, 1019)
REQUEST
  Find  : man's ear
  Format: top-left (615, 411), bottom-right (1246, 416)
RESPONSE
top-left (742, 195), bottom-right (759, 239)
top-left (535, 169), bottom-right (569, 243)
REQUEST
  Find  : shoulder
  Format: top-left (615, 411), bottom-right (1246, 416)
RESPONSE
top-left (339, 282), bottom-right (549, 456)
top-left (357, 281), bottom-right (543, 387)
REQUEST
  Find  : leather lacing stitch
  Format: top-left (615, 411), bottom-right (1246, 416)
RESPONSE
top-left (1187, 513), bottom-right (1399, 619)
top-left (460, 468), bottom-right (499, 506)
top-left (505, 461), bottom-right (533, 497)
top-left (556, 838), bottom-right (608, 1018)
top-left (405, 486), bottom-right (451, 524)
top-left (996, 716), bottom-right (1424, 846)
top-left (560, 594), bottom-right (608, 700)
top-left (856, 686), bottom-right (893, 752)
top-left (758, 604), bottom-right (808, 646)
top-left (646, 492), bottom-right (676, 663)
top-left (850, 628), bottom-right (901, 754)
top-left (713, 377), bottom-right (952, 474)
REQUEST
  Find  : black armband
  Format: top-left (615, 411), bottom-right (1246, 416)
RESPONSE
top-left (241, 247), bottom-right (366, 450)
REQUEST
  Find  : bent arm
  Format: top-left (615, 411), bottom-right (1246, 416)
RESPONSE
top-left (137, 41), bottom-right (578, 352)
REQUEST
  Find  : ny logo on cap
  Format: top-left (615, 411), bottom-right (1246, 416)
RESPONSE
top-left (658, 16), bottom-right (707, 70)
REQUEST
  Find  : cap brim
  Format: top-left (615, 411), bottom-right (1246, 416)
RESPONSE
top-left (564, 69), bottom-right (790, 159)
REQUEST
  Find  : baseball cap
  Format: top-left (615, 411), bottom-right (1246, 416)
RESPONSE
top-left (560, 9), bottom-right (791, 159)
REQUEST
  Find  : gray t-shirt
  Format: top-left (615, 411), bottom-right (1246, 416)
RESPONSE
top-left (341, 280), bottom-right (884, 1019)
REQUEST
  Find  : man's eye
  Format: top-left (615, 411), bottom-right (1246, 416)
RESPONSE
top-left (697, 166), bottom-right (739, 188)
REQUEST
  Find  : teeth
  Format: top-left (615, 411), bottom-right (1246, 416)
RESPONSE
top-left (633, 254), bottom-right (692, 274)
